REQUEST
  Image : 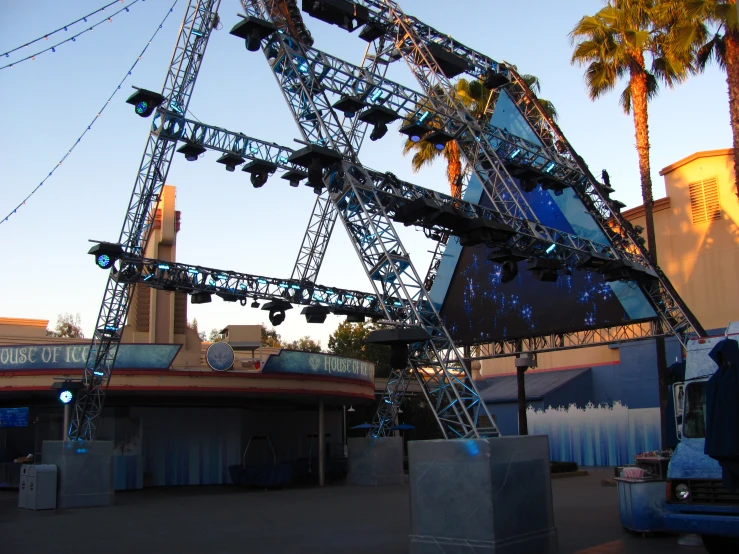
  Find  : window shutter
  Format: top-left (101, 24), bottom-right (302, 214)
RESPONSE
top-left (689, 177), bottom-right (721, 225)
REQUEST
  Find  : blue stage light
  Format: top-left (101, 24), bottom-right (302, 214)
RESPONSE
top-left (59, 390), bottom-right (73, 404)
top-left (135, 100), bottom-right (149, 115)
top-left (96, 254), bottom-right (112, 269)
top-left (546, 244), bottom-right (556, 254)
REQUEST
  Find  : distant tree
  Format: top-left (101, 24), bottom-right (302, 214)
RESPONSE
top-left (187, 318), bottom-right (207, 341)
top-left (46, 313), bottom-right (84, 338)
top-left (284, 336), bottom-right (322, 352)
top-left (327, 321), bottom-right (392, 378)
top-left (208, 328), bottom-right (223, 343)
top-left (261, 324), bottom-right (284, 348)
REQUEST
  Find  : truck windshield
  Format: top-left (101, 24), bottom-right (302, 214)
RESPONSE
top-left (683, 381), bottom-right (707, 438)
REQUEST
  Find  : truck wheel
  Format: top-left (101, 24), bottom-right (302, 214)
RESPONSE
top-left (701, 534), bottom-right (739, 553)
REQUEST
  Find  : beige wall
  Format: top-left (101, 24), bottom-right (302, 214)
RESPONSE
top-left (625, 149), bottom-right (739, 331)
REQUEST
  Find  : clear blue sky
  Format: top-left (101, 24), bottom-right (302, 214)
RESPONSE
top-left (0, 0), bottom-right (730, 349)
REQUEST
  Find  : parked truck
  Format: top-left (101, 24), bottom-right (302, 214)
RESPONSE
top-left (663, 322), bottom-right (739, 553)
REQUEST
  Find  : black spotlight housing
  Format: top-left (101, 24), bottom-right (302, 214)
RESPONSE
top-left (281, 169), bottom-right (309, 187)
top-left (88, 242), bottom-right (124, 270)
top-left (499, 260), bottom-right (519, 283)
top-left (399, 121), bottom-right (431, 143)
top-left (177, 141), bottom-right (207, 162)
top-left (423, 42), bottom-right (471, 79)
top-left (288, 144), bottom-right (343, 193)
top-left (365, 327), bottom-right (431, 370)
top-left (229, 16), bottom-right (277, 52)
top-left (191, 291), bottom-right (212, 304)
top-left (301, 305), bottom-right (330, 324)
top-left (216, 152), bottom-right (245, 172)
top-left (125, 87), bottom-right (165, 118)
top-left (359, 21), bottom-right (387, 42)
top-left (332, 96), bottom-right (367, 118)
top-left (526, 258), bottom-right (564, 283)
top-left (424, 129), bottom-right (455, 151)
top-left (262, 299), bottom-right (293, 327)
top-left (483, 70), bottom-right (510, 90)
top-left (216, 291), bottom-right (239, 302)
top-left (243, 160), bottom-right (278, 188)
top-left (303, 0), bottom-right (370, 33)
top-left (358, 105), bottom-right (399, 142)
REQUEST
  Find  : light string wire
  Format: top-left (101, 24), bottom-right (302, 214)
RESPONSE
top-left (1, 0), bottom-right (144, 71)
top-left (1, 0), bottom-right (180, 226)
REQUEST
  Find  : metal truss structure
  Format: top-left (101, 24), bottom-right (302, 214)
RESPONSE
top-left (71, 0), bottom-right (705, 441)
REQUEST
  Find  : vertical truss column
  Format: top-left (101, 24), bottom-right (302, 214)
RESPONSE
top-left (328, 162), bottom-right (499, 438)
top-left (70, 0), bottom-right (220, 441)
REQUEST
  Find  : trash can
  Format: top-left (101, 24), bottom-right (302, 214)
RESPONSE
top-left (615, 477), bottom-right (666, 533)
top-left (24, 464), bottom-right (57, 510)
top-left (17, 464), bottom-right (31, 508)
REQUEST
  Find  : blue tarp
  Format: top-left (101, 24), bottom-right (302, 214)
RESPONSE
top-left (705, 339), bottom-right (739, 492)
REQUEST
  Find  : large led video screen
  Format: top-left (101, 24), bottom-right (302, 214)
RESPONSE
top-left (429, 92), bottom-right (656, 343)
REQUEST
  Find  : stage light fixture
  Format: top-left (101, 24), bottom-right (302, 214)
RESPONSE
top-left (500, 260), bottom-right (519, 283)
top-left (483, 70), bottom-right (509, 90)
top-left (125, 87), bottom-right (165, 118)
top-left (190, 291), bottom-right (212, 304)
top-left (242, 160), bottom-right (278, 188)
top-left (59, 390), bottom-right (74, 404)
top-left (177, 141), bottom-right (206, 162)
top-left (424, 130), bottom-right (454, 151)
top-left (370, 121), bottom-right (388, 141)
top-left (251, 298), bottom-right (260, 308)
top-left (424, 41), bottom-right (471, 78)
top-left (399, 121), bottom-right (431, 143)
top-left (527, 258), bottom-right (563, 283)
top-left (301, 305), bottom-right (330, 324)
top-left (281, 169), bottom-right (309, 187)
top-left (359, 21), bottom-right (387, 42)
top-left (303, 0), bottom-right (370, 33)
top-left (288, 144), bottom-right (343, 193)
top-left (358, 105), bottom-right (398, 142)
top-left (88, 242), bottom-right (123, 270)
top-left (262, 300), bottom-right (292, 327)
top-left (229, 16), bottom-right (277, 52)
top-left (332, 96), bottom-right (366, 118)
top-left (216, 152), bottom-right (245, 172)
top-left (366, 327), bottom-right (431, 369)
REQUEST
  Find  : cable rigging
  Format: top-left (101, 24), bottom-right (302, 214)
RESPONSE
top-left (0, 0), bottom-right (180, 227)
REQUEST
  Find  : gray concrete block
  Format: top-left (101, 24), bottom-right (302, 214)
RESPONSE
top-left (408, 436), bottom-right (558, 553)
top-left (347, 436), bottom-right (404, 486)
top-left (42, 441), bottom-right (114, 509)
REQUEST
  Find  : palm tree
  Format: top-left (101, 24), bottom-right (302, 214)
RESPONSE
top-left (570, 0), bottom-right (694, 448)
top-left (402, 75), bottom-right (558, 198)
top-left (681, 1), bottom-right (739, 197)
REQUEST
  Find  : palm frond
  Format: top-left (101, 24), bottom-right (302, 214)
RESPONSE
top-left (619, 85), bottom-right (632, 114)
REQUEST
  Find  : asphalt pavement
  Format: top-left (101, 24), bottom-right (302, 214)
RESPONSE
top-left (0, 467), bottom-right (707, 553)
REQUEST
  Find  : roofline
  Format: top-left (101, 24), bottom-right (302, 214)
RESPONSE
top-left (622, 196), bottom-right (671, 220)
top-left (659, 149), bottom-right (733, 176)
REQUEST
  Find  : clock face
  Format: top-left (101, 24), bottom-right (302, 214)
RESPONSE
top-left (59, 390), bottom-right (73, 404)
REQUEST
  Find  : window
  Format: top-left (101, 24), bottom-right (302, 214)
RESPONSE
top-left (683, 381), bottom-right (707, 438)
top-left (689, 177), bottom-right (721, 225)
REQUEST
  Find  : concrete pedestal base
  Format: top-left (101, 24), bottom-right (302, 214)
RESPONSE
top-left (347, 436), bottom-right (404, 486)
top-left (42, 441), bottom-right (114, 509)
top-left (408, 436), bottom-right (558, 554)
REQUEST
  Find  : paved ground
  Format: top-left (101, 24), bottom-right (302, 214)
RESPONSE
top-left (0, 468), bottom-right (707, 553)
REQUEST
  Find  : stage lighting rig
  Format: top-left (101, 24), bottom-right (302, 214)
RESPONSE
top-left (301, 305), bottom-right (330, 323)
top-left (424, 130), bottom-right (455, 151)
top-left (359, 21), bottom-right (387, 42)
top-left (358, 106), bottom-right (399, 142)
top-left (229, 16), bottom-right (277, 52)
top-left (216, 152), bottom-right (245, 172)
top-left (483, 69), bottom-right (510, 90)
top-left (262, 299), bottom-right (292, 326)
top-left (250, 298), bottom-right (260, 308)
top-left (281, 169), bottom-right (309, 187)
top-left (399, 121), bottom-right (431, 143)
top-left (125, 87), bottom-right (165, 118)
top-left (177, 141), bottom-right (207, 162)
top-left (51, 380), bottom-right (84, 404)
top-left (303, 0), bottom-right (370, 33)
top-left (243, 160), bottom-right (278, 188)
top-left (332, 96), bottom-right (367, 118)
top-left (88, 241), bottom-right (124, 270)
top-left (190, 291), bottom-right (212, 304)
top-left (526, 258), bottom-right (564, 283)
top-left (288, 144), bottom-right (343, 193)
top-left (366, 327), bottom-right (431, 369)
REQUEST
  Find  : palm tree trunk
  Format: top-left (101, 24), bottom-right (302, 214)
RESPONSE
top-left (631, 62), bottom-right (669, 449)
top-left (446, 140), bottom-right (463, 198)
top-left (725, 30), bottom-right (739, 199)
